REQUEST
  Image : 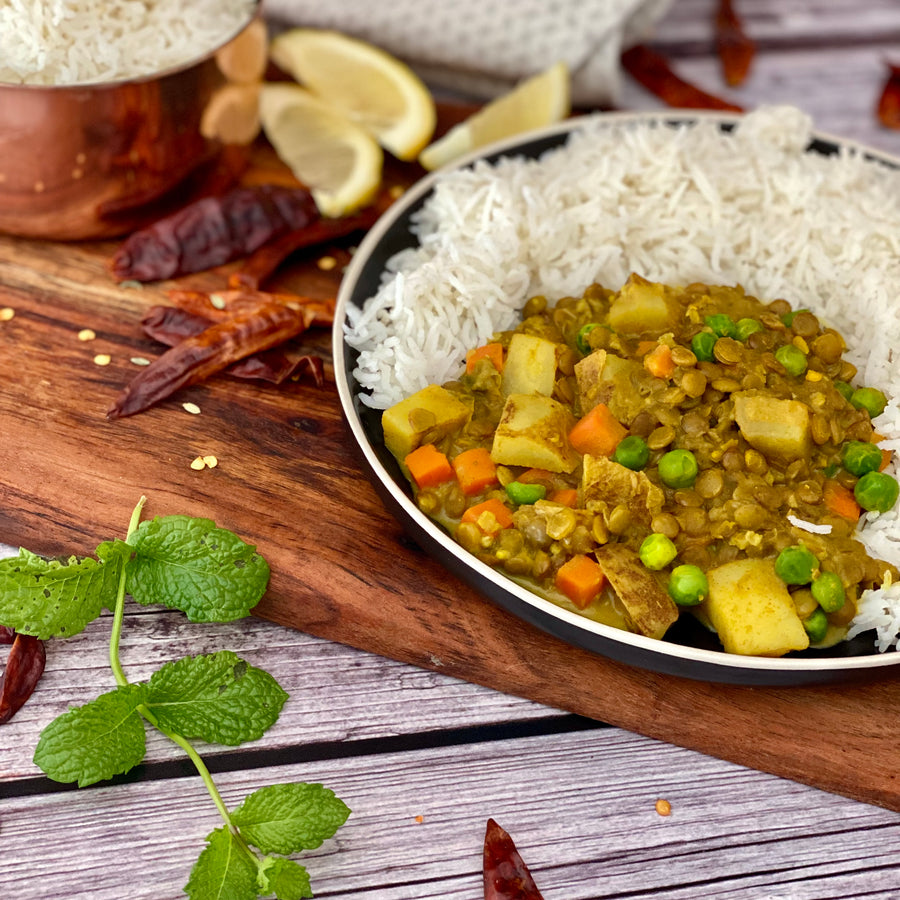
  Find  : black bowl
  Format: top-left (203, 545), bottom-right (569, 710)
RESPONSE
top-left (334, 111), bottom-right (900, 686)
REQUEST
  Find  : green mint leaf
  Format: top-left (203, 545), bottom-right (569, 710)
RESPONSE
top-left (232, 783), bottom-right (351, 855)
top-left (0, 546), bottom-right (125, 639)
top-left (33, 683), bottom-right (148, 786)
top-left (185, 827), bottom-right (258, 900)
top-left (258, 857), bottom-right (312, 900)
top-left (144, 651), bottom-right (288, 746)
top-left (125, 515), bottom-right (270, 622)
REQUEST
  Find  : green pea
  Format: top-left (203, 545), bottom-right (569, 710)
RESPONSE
top-left (781, 308), bottom-right (810, 327)
top-left (774, 545), bottom-right (819, 585)
top-left (704, 314), bottom-right (737, 339)
top-left (613, 435), bottom-right (650, 471)
top-left (576, 323), bottom-right (600, 355)
top-left (691, 331), bottom-right (716, 362)
top-left (735, 318), bottom-right (764, 341)
top-left (774, 343), bottom-right (808, 377)
top-left (842, 441), bottom-right (884, 477)
top-left (505, 481), bottom-right (547, 505)
top-left (657, 449), bottom-right (699, 489)
top-left (811, 571), bottom-right (846, 614)
top-left (834, 380), bottom-right (854, 402)
top-left (667, 564), bottom-right (709, 606)
top-left (803, 607), bottom-right (829, 644)
top-left (850, 386), bottom-right (887, 418)
top-left (639, 533), bottom-right (678, 571)
top-left (854, 471), bottom-right (900, 513)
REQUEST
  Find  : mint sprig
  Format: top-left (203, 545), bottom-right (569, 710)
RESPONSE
top-left (2, 497), bottom-right (349, 898)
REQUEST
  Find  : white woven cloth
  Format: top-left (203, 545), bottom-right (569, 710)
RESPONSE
top-left (263, 0), bottom-right (672, 105)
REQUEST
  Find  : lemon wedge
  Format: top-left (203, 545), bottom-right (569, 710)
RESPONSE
top-left (418, 61), bottom-right (571, 171)
top-left (259, 82), bottom-right (383, 217)
top-left (269, 28), bottom-right (436, 161)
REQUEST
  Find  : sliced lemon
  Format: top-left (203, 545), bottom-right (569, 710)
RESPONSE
top-left (269, 28), bottom-right (436, 161)
top-left (259, 82), bottom-right (383, 217)
top-left (418, 61), bottom-right (571, 171)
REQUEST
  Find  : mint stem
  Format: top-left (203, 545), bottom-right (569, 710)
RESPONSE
top-left (109, 495), bottom-right (146, 688)
top-left (107, 495), bottom-right (238, 833)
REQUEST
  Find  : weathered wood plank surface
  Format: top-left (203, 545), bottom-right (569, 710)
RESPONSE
top-left (4, 729), bottom-right (900, 900)
top-left (0, 608), bottom-right (560, 781)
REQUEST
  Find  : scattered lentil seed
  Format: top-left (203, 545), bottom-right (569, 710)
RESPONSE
top-left (317, 255), bottom-right (337, 271)
top-left (655, 799), bottom-right (672, 816)
top-left (93, 353), bottom-right (111, 366)
top-left (0, 307), bottom-right (14, 321)
top-left (414, 815), bottom-right (425, 824)
top-left (77, 328), bottom-right (96, 341)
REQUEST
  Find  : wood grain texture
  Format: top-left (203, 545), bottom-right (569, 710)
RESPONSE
top-left (0, 610), bottom-right (558, 781)
top-left (3, 729), bottom-right (900, 900)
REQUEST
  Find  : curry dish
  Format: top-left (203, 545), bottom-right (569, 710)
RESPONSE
top-left (382, 276), bottom-right (899, 657)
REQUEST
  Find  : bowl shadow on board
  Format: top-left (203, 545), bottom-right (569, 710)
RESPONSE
top-left (338, 118), bottom-right (899, 688)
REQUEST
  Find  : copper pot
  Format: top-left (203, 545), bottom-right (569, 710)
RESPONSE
top-left (0, 6), bottom-right (262, 241)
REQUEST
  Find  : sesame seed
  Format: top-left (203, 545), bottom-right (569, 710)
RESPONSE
top-left (0, 307), bottom-right (14, 321)
top-left (34, 180), bottom-right (45, 193)
top-left (209, 293), bottom-right (227, 310)
top-left (76, 152), bottom-right (86, 165)
top-left (130, 357), bottom-right (151, 366)
top-left (389, 184), bottom-right (405, 199)
top-left (77, 328), bottom-right (96, 341)
top-left (190, 456), bottom-right (206, 470)
top-left (93, 353), bottom-right (111, 366)
top-left (317, 255), bottom-right (337, 271)
top-left (72, 168), bottom-right (84, 180)
top-left (182, 402), bottom-right (202, 415)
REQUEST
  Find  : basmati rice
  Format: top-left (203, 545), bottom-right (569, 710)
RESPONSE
top-left (0, 0), bottom-right (256, 86)
top-left (344, 105), bottom-right (900, 650)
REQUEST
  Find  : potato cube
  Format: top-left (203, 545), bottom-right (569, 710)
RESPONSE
top-left (594, 543), bottom-right (679, 640)
top-left (501, 333), bottom-right (558, 397)
top-left (582, 454), bottom-right (664, 528)
top-left (382, 384), bottom-right (471, 461)
top-left (704, 558), bottom-right (810, 657)
top-left (574, 350), bottom-right (644, 423)
top-left (733, 393), bottom-right (811, 462)
top-left (607, 278), bottom-right (672, 335)
top-left (491, 393), bottom-right (579, 473)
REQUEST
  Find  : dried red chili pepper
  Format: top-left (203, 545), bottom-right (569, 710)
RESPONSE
top-left (110, 185), bottom-right (319, 282)
top-left (716, 0), bottom-right (755, 87)
top-left (167, 288), bottom-right (335, 329)
top-left (483, 818), bottom-right (546, 900)
top-left (141, 305), bottom-right (321, 385)
top-left (230, 198), bottom-right (389, 290)
top-left (0, 633), bottom-right (46, 725)
top-left (108, 297), bottom-right (317, 418)
top-left (621, 44), bottom-right (743, 112)
top-left (877, 63), bottom-right (900, 129)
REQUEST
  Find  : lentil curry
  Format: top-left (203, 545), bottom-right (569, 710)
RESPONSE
top-left (382, 275), bottom-right (899, 657)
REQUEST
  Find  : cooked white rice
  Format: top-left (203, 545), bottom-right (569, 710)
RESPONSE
top-left (345, 105), bottom-right (900, 651)
top-left (0, 0), bottom-right (256, 86)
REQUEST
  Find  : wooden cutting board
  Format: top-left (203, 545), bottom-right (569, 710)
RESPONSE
top-left (2, 132), bottom-right (900, 817)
